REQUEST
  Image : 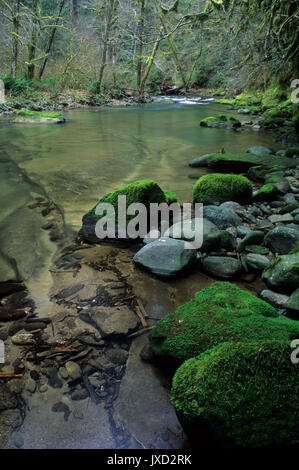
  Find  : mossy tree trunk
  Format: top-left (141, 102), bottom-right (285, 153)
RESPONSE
top-left (136, 0), bottom-right (146, 92)
top-left (138, 26), bottom-right (163, 102)
top-left (27, 0), bottom-right (39, 80)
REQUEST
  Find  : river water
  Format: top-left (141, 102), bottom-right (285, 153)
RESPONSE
top-left (0, 99), bottom-right (282, 449)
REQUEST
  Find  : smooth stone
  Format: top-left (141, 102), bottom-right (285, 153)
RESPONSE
top-left (276, 150), bottom-right (286, 157)
top-left (285, 289), bottom-right (299, 312)
top-left (80, 306), bottom-right (138, 337)
top-left (219, 201), bottom-right (244, 212)
top-left (203, 206), bottom-right (242, 229)
top-left (262, 253), bottom-right (299, 293)
top-left (245, 245), bottom-right (269, 255)
top-left (237, 225), bottom-right (252, 237)
top-left (268, 214), bottom-right (293, 224)
top-left (163, 218), bottom-right (221, 252)
top-left (59, 367), bottom-right (69, 380)
top-left (245, 253), bottom-right (270, 271)
top-left (11, 333), bottom-right (35, 346)
top-left (133, 238), bottom-right (198, 277)
top-left (264, 226), bottom-right (299, 254)
top-left (237, 230), bottom-right (264, 252)
top-left (260, 289), bottom-right (289, 309)
top-left (25, 378), bottom-right (37, 394)
top-left (201, 256), bottom-right (242, 279)
top-left (14, 434), bottom-right (24, 449)
top-left (256, 219), bottom-right (274, 230)
top-left (105, 348), bottom-right (129, 366)
top-left (39, 384), bottom-right (48, 393)
top-left (65, 361), bottom-right (82, 380)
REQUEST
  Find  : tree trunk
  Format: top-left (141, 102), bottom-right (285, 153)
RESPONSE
top-left (136, 0), bottom-right (145, 91)
top-left (39, 0), bottom-right (66, 79)
top-left (11, 1), bottom-right (20, 78)
top-left (138, 27), bottom-right (163, 102)
top-left (27, 0), bottom-right (39, 80)
top-left (160, 16), bottom-right (187, 89)
top-left (96, 0), bottom-right (116, 93)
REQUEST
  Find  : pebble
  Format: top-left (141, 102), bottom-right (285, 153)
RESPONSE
top-left (14, 434), bottom-right (24, 449)
top-left (39, 384), bottom-right (48, 393)
top-left (65, 361), bottom-right (82, 380)
top-left (25, 378), bottom-right (37, 394)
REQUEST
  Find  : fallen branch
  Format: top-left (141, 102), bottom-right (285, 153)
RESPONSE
top-left (128, 326), bottom-right (154, 338)
top-left (135, 305), bottom-right (147, 328)
top-left (136, 298), bottom-right (148, 318)
top-left (0, 372), bottom-right (23, 379)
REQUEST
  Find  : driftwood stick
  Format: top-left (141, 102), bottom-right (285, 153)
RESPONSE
top-left (136, 298), bottom-right (148, 318)
top-left (128, 326), bottom-right (154, 338)
top-left (0, 373), bottom-right (23, 379)
top-left (135, 305), bottom-right (148, 328)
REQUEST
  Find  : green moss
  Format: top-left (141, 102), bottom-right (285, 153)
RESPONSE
top-left (233, 91), bottom-right (262, 107)
top-left (289, 247), bottom-right (299, 255)
top-left (82, 179), bottom-right (167, 227)
top-left (293, 105), bottom-right (299, 133)
top-left (245, 245), bottom-right (269, 255)
top-left (213, 98), bottom-right (235, 105)
top-left (203, 153), bottom-right (293, 173)
top-left (285, 147), bottom-right (299, 158)
top-left (192, 174), bottom-right (252, 204)
top-left (149, 282), bottom-right (299, 364)
top-left (171, 341), bottom-right (299, 447)
top-left (164, 190), bottom-right (178, 204)
top-left (200, 115), bottom-right (227, 126)
top-left (13, 109), bottom-right (64, 119)
top-left (255, 183), bottom-right (279, 201)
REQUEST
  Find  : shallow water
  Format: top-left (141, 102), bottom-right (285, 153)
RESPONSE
top-left (0, 99), bottom-right (280, 232)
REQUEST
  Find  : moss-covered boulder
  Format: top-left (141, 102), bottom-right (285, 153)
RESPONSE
top-left (285, 147), bottom-right (299, 158)
top-left (262, 252), bottom-right (299, 294)
top-left (149, 282), bottom-right (299, 364)
top-left (200, 115), bottom-right (227, 127)
top-left (193, 174), bottom-right (252, 204)
top-left (12, 109), bottom-right (65, 124)
top-left (79, 179), bottom-right (167, 243)
top-left (253, 183), bottom-right (279, 202)
top-left (171, 341), bottom-right (299, 447)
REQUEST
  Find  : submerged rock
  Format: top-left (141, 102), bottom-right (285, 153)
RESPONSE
top-left (149, 282), bottom-right (299, 364)
top-left (192, 174), bottom-right (252, 204)
top-left (262, 253), bottom-right (299, 293)
top-left (11, 110), bottom-right (65, 124)
top-left (79, 305), bottom-right (138, 337)
top-left (171, 341), bottom-right (299, 447)
top-left (133, 238), bottom-right (198, 277)
top-left (246, 146), bottom-right (273, 155)
top-left (245, 253), bottom-right (270, 271)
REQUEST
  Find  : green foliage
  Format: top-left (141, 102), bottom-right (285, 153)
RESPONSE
top-left (171, 341), bottom-right (299, 447)
top-left (149, 281), bottom-right (299, 363)
top-left (164, 190), bottom-right (178, 204)
top-left (192, 173), bottom-right (252, 203)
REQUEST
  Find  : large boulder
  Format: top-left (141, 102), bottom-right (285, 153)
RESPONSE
top-left (246, 146), bottom-right (273, 155)
top-left (203, 205), bottom-right (242, 229)
top-left (192, 174), bottom-right (252, 204)
top-left (133, 238), bottom-right (198, 277)
top-left (262, 253), bottom-right (299, 294)
top-left (163, 218), bottom-right (221, 252)
top-left (79, 180), bottom-right (167, 243)
top-left (11, 110), bottom-right (65, 124)
top-left (149, 282), bottom-right (299, 364)
top-left (264, 226), bottom-right (299, 254)
top-left (171, 341), bottom-right (299, 447)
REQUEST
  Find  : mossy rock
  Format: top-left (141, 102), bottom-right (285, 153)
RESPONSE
top-left (164, 190), bottom-right (178, 204)
top-left (254, 183), bottom-right (279, 202)
top-left (189, 153), bottom-right (295, 173)
top-left (200, 115), bottom-right (228, 127)
top-left (285, 147), bottom-right (299, 158)
top-left (192, 174), bottom-right (252, 204)
top-left (247, 165), bottom-right (286, 182)
top-left (262, 252), bottom-right (299, 293)
top-left (79, 179), bottom-right (167, 243)
top-left (171, 341), bottom-right (299, 447)
top-left (12, 109), bottom-right (65, 123)
top-left (149, 281), bottom-right (299, 364)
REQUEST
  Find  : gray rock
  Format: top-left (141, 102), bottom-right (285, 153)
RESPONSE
top-left (246, 146), bottom-right (273, 155)
top-left (245, 253), bottom-right (270, 271)
top-left (276, 150), bottom-right (286, 157)
top-left (80, 305), bottom-right (138, 337)
top-left (39, 384), bottom-right (48, 393)
top-left (43, 367), bottom-right (63, 389)
top-left (237, 108), bottom-right (250, 114)
top-left (237, 225), bottom-right (252, 237)
top-left (188, 154), bottom-right (214, 168)
top-left (163, 218), bottom-right (221, 252)
top-left (14, 434), bottom-right (24, 449)
top-left (203, 205), bottom-right (242, 229)
top-left (264, 226), bottom-right (299, 254)
top-left (105, 348), bottom-right (129, 366)
top-left (260, 289), bottom-right (289, 309)
top-left (237, 230), bottom-right (264, 252)
top-left (285, 288), bottom-right (299, 313)
top-left (25, 378), bottom-right (37, 394)
top-left (65, 361), bottom-right (81, 380)
top-left (201, 256), bottom-right (242, 279)
top-left (268, 214), bottom-right (293, 224)
top-left (133, 238), bottom-right (198, 277)
top-left (256, 219), bottom-right (274, 230)
top-left (219, 201), bottom-right (244, 212)
top-left (294, 215), bottom-right (299, 224)
top-left (58, 367), bottom-right (68, 380)
top-left (262, 253), bottom-right (299, 293)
